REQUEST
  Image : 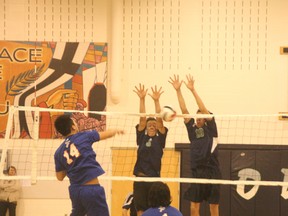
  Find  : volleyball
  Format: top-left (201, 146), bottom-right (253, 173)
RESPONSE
top-left (161, 106), bottom-right (176, 122)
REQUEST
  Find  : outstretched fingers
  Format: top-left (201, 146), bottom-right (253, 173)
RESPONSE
top-left (186, 74), bottom-right (194, 82)
top-left (184, 74), bottom-right (195, 90)
top-left (133, 83), bottom-right (148, 98)
top-left (149, 85), bottom-right (164, 100)
top-left (168, 74), bottom-right (183, 90)
top-left (168, 74), bottom-right (179, 84)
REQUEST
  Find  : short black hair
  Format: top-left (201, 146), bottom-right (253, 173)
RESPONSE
top-left (146, 117), bottom-right (156, 123)
top-left (148, 182), bottom-right (172, 208)
top-left (54, 114), bottom-right (73, 136)
top-left (196, 109), bottom-right (213, 114)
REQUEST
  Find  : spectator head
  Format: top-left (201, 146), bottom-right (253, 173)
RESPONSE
top-left (7, 166), bottom-right (17, 176)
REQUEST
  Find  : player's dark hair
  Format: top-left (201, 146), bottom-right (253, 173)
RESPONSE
top-left (148, 181), bottom-right (172, 208)
top-left (196, 109), bottom-right (213, 114)
top-left (54, 114), bottom-right (73, 136)
top-left (146, 117), bottom-right (156, 123)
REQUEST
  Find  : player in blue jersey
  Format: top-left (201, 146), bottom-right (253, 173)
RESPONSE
top-left (142, 181), bottom-right (183, 216)
top-left (169, 74), bottom-right (221, 216)
top-left (54, 114), bottom-right (124, 216)
top-left (133, 84), bottom-right (168, 216)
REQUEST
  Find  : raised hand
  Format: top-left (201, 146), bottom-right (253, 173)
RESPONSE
top-left (184, 74), bottom-right (195, 92)
top-left (149, 85), bottom-right (163, 101)
top-left (168, 74), bottom-right (183, 91)
top-left (133, 83), bottom-right (148, 99)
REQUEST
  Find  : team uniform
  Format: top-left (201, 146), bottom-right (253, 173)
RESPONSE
top-left (142, 206), bottom-right (183, 216)
top-left (184, 117), bottom-right (221, 204)
top-left (54, 130), bottom-right (109, 216)
top-left (122, 193), bottom-right (137, 216)
top-left (133, 125), bottom-right (168, 211)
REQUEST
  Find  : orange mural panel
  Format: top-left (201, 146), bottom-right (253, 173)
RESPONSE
top-left (0, 41), bottom-right (108, 138)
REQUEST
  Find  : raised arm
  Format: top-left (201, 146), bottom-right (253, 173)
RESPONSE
top-left (133, 83), bottom-right (148, 131)
top-left (169, 74), bottom-right (191, 123)
top-left (184, 74), bottom-right (212, 120)
top-left (149, 85), bottom-right (165, 134)
top-left (99, 129), bottom-right (125, 140)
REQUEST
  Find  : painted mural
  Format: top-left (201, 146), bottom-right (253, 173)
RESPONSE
top-left (0, 41), bottom-right (108, 138)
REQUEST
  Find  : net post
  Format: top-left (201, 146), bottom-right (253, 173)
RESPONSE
top-left (31, 107), bottom-right (40, 184)
top-left (0, 106), bottom-right (15, 177)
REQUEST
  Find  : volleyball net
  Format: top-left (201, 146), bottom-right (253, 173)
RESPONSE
top-left (0, 105), bottom-right (288, 188)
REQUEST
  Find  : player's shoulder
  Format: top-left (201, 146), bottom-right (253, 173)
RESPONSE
top-left (164, 206), bottom-right (183, 215)
top-left (77, 129), bottom-right (100, 140)
top-left (54, 141), bottom-right (66, 155)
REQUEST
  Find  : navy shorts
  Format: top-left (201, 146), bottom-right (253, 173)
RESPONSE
top-left (184, 166), bottom-right (221, 204)
top-left (133, 181), bottom-right (154, 212)
top-left (69, 184), bottom-right (109, 216)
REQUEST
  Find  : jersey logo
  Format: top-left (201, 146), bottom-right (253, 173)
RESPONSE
top-left (195, 128), bottom-right (205, 138)
top-left (145, 138), bottom-right (152, 147)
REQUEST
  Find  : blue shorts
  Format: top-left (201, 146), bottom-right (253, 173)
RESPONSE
top-left (69, 184), bottom-right (109, 216)
top-left (184, 166), bottom-right (221, 204)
